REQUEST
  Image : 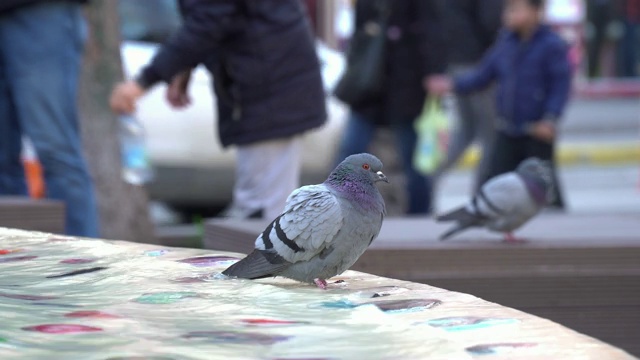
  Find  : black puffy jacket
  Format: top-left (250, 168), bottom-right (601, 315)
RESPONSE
top-left (0, 0), bottom-right (87, 13)
top-left (137, 0), bottom-right (327, 147)
top-left (350, 0), bottom-right (447, 125)
top-left (442, 0), bottom-right (504, 65)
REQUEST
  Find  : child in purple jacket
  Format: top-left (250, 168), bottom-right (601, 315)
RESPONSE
top-left (430, 0), bottom-right (572, 198)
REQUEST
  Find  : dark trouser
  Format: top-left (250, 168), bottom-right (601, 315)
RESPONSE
top-left (616, 20), bottom-right (639, 77)
top-left (484, 131), bottom-right (565, 208)
top-left (586, 2), bottom-right (613, 78)
top-left (436, 65), bottom-right (496, 193)
top-left (335, 110), bottom-right (432, 215)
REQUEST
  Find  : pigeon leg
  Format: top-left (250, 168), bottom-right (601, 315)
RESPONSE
top-left (503, 232), bottom-right (525, 243)
top-left (314, 278), bottom-right (328, 290)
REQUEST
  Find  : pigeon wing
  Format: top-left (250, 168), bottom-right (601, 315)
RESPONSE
top-left (473, 173), bottom-right (529, 219)
top-left (255, 184), bottom-right (344, 264)
top-left (222, 184), bottom-right (344, 280)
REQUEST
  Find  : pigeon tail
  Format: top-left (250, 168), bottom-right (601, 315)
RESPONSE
top-left (439, 224), bottom-right (473, 241)
top-left (436, 207), bottom-right (483, 241)
top-left (437, 207), bottom-right (469, 222)
top-left (222, 249), bottom-right (290, 280)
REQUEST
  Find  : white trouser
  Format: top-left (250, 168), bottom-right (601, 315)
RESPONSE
top-left (232, 136), bottom-right (302, 220)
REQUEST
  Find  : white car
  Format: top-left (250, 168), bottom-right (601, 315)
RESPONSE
top-left (118, 1), bottom-right (348, 211)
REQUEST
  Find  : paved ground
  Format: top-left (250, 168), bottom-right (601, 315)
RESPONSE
top-left (456, 97), bottom-right (640, 168)
top-left (435, 97), bottom-right (640, 215)
top-left (154, 163), bottom-right (640, 244)
top-left (152, 157), bottom-right (640, 223)
top-left (560, 98), bottom-right (639, 136)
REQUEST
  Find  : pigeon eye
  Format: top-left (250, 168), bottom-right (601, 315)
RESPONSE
top-left (362, 164), bottom-right (370, 170)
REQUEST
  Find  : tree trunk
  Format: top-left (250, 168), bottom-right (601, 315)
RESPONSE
top-left (78, 1), bottom-right (156, 243)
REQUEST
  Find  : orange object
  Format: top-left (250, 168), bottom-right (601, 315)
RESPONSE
top-left (23, 158), bottom-right (45, 199)
top-left (0, 249), bottom-right (22, 255)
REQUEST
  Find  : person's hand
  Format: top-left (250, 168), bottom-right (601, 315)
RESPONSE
top-left (425, 75), bottom-right (453, 96)
top-left (110, 80), bottom-right (145, 114)
top-left (166, 70), bottom-right (193, 108)
top-left (529, 120), bottom-right (556, 142)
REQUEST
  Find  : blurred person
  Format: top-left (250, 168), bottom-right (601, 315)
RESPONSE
top-left (436, 0), bottom-right (504, 192)
top-left (334, 0), bottom-right (446, 215)
top-left (0, 0), bottom-right (99, 237)
top-left (586, 0), bottom-right (615, 78)
top-left (616, 0), bottom-right (640, 77)
top-left (110, 0), bottom-right (326, 221)
top-left (429, 0), bottom-right (572, 208)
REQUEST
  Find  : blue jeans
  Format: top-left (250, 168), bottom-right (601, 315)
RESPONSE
top-left (0, 2), bottom-right (99, 237)
top-left (335, 111), bottom-right (432, 214)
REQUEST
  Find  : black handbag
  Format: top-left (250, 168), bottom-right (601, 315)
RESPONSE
top-left (333, 0), bottom-right (390, 106)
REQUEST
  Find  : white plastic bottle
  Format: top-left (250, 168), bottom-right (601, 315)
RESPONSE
top-left (119, 114), bottom-right (153, 185)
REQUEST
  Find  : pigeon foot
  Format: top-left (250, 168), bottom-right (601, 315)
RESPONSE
top-left (503, 233), bottom-right (526, 243)
top-left (314, 278), bottom-right (328, 290)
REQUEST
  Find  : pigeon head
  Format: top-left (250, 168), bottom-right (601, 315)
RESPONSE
top-left (327, 153), bottom-right (388, 189)
top-left (516, 157), bottom-right (554, 205)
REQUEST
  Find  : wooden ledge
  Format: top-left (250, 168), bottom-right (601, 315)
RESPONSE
top-left (0, 196), bottom-right (65, 234)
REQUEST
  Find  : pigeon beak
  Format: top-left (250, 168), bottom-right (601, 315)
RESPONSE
top-left (376, 171), bottom-right (389, 183)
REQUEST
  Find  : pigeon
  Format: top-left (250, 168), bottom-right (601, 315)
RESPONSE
top-left (222, 153), bottom-right (388, 289)
top-left (437, 157), bottom-right (554, 242)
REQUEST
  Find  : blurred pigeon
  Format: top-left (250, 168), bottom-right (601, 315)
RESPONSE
top-left (437, 157), bottom-right (554, 242)
top-left (222, 153), bottom-right (387, 289)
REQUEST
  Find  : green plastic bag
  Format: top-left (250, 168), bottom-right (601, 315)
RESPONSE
top-left (413, 97), bottom-right (450, 175)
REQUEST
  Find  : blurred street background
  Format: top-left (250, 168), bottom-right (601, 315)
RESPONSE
top-left (152, 96), bottom-right (640, 247)
top-left (4, 0), bottom-right (639, 236)
top-left (136, 0), bottom-right (640, 228)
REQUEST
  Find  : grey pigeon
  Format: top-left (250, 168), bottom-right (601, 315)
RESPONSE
top-left (437, 157), bottom-right (554, 242)
top-left (222, 153), bottom-right (388, 289)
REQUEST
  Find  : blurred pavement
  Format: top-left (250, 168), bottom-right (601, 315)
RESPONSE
top-left (457, 97), bottom-right (640, 167)
top-left (437, 97), bottom-right (640, 214)
top-left (152, 97), bottom-right (639, 225)
top-left (435, 164), bottom-right (640, 215)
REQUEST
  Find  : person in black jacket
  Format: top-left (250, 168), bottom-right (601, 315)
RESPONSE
top-left (111, 0), bottom-right (327, 220)
top-left (0, 0), bottom-right (99, 237)
top-left (334, 0), bottom-right (446, 215)
top-left (435, 0), bottom-right (504, 193)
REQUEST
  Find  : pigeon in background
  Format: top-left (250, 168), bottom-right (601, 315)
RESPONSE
top-left (222, 153), bottom-right (387, 289)
top-left (437, 157), bottom-right (554, 242)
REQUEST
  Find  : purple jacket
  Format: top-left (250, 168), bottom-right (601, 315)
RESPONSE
top-left (454, 25), bottom-right (572, 135)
